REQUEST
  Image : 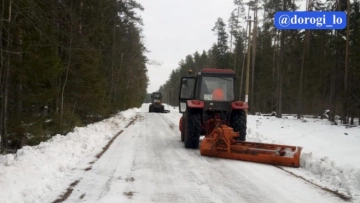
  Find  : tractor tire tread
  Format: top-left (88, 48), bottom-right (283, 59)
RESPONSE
top-left (230, 110), bottom-right (247, 141)
top-left (184, 110), bottom-right (201, 149)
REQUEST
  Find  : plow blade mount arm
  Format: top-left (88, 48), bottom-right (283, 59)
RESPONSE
top-left (200, 125), bottom-right (303, 168)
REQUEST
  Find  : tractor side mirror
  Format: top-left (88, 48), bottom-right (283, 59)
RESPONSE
top-left (179, 102), bottom-right (187, 113)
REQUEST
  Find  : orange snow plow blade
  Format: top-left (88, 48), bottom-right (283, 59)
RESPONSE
top-left (200, 125), bottom-right (302, 168)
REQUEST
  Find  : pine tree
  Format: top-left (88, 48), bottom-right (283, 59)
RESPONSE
top-left (212, 18), bottom-right (229, 68)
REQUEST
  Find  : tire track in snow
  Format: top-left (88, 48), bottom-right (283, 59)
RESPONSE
top-left (51, 115), bottom-right (139, 203)
top-left (151, 113), bottom-right (274, 203)
top-left (153, 112), bottom-right (347, 203)
top-left (276, 166), bottom-right (352, 201)
top-left (247, 120), bottom-right (353, 201)
top-left (54, 111), bottom-right (347, 203)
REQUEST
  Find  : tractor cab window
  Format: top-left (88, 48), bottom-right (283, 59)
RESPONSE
top-left (152, 93), bottom-right (162, 103)
top-left (200, 76), bottom-right (234, 101)
top-left (180, 78), bottom-right (195, 99)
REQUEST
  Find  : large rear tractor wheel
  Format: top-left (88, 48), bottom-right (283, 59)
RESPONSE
top-left (184, 109), bottom-right (201, 149)
top-left (230, 110), bottom-right (247, 141)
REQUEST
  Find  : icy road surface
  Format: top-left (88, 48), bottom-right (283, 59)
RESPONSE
top-left (55, 109), bottom-right (345, 203)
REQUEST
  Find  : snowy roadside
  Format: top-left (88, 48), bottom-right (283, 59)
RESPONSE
top-left (247, 116), bottom-right (360, 201)
top-left (0, 108), bottom-right (139, 203)
top-left (166, 104), bottom-right (360, 201)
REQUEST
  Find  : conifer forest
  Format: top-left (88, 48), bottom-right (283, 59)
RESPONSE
top-left (158, 0), bottom-right (360, 127)
top-left (1, 0), bottom-right (360, 153)
top-left (0, 0), bottom-right (148, 152)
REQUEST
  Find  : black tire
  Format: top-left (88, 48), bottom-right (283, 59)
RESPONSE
top-left (161, 105), bottom-right (165, 113)
top-left (181, 116), bottom-right (185, 142)
top-left (149, 105), bottom-right (153, 113)
top-left (184, 109), bottom-right (201, 149)
top-left (230, 110), bottom-right (247, 141)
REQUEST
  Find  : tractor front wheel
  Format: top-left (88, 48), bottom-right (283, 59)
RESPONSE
top-left (184, 109), bottom-right (201, 149)
top-left (149, 105), bottom-right (153, 113)
top-left (230, 110), bottom-right (247, 141)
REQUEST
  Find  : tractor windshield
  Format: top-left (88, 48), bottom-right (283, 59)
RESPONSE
top-left (200, 77), bottom-right (234, 101)
top-left (153, 94), bottom-right (161, 99)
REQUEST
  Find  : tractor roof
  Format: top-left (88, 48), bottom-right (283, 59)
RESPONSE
top-left (201, 68), bottom-right (235, 74)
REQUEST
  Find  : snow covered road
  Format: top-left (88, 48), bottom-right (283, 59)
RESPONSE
top-left (1, 103), bottom-right (358, 203)
top-left (53, 109), bottom-right (345, 203)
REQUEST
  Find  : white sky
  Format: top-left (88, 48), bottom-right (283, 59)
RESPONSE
top-left (136, 0), bottom-right (307, 93)
top-left (136, 0), bottom-right (235, 93)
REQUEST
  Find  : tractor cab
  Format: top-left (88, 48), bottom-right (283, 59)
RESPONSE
top-left (178, 68), bottom-right (248, 147)
top-left (178, 68), bottom-right (237, 114)
top-left (149, 92), bottom-right (166, 113)
top-left (151, 92), bottom-right (162, 103)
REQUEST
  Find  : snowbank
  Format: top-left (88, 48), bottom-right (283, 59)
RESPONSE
top-left (0, 108), bottom-right (138, 203)
top-left (247, 116), bottom-right (360, 199)
top-left (1, 103), bottom-right (359, 202)
top-left (156, 104), bottom-right (360, 199)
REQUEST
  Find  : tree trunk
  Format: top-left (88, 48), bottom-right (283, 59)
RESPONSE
top-left (239, 8), bottom-right (250, 101)
top-left (251, 0), bottom-right (258, 113)
top-left (60, 23), bottom-right (72, 126)
top-left (233, 5), bottom-right (241, 71)
top-left (1, 0), bottom-right (12, 153)
top-left (342, 0), bottom-right (351, 124)
top-left (329, 63), bottom-right (337, 122)
top-left (114, 52), bottom-right (124, 98)
top-left (123, 79), bottom-right (130, 110)
top-left (297, 0), bottom-right (311, 119)
top-left (109, 21), bottom-right (116, 107)
top-left (277, 0), bottom-right (287, 118)
top-left (245, 20), bottom-right (252, 109)
top-left (350, 114), bottom-right (354, 125)
top-left (15, 22), bottom-right (22, 118)
top-left (297, 31), bottom-right (310, 119)
top-left (1, 57), bottom-right (10, 153)
top-left (321, 76), bottom-right (327, 114)
top-left (272, 35), bottom-right (277, 112)
top-left (79, 0), bottom-right (83, 34)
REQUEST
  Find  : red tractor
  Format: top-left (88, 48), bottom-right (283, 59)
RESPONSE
top-left (178, 68), bottom-right (248, 149)
top-left (178, 68), bottom-right (302, 168)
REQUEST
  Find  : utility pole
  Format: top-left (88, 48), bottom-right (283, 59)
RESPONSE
top-left (245, 17), bottom-right (252, 113)
top-left (239, 7), bottom-right (251, 101)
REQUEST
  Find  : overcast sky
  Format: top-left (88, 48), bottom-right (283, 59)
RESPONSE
top-left (135, 0), bottom-right (235, 93)
top-left (135, 0), bottom-right (306, 93)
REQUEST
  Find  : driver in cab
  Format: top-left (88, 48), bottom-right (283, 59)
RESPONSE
top-left (212, 88), bottom-right (225, 101)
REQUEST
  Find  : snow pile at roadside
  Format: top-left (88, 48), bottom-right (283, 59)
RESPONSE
top-left (299, 152), bottom-right (360, 198)
top-left (247, 116), bottom-right (360, 199)
top-left (0, 108), bottom-right (139, 203)
top-left (166, 104), bottom-right (360, 199)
